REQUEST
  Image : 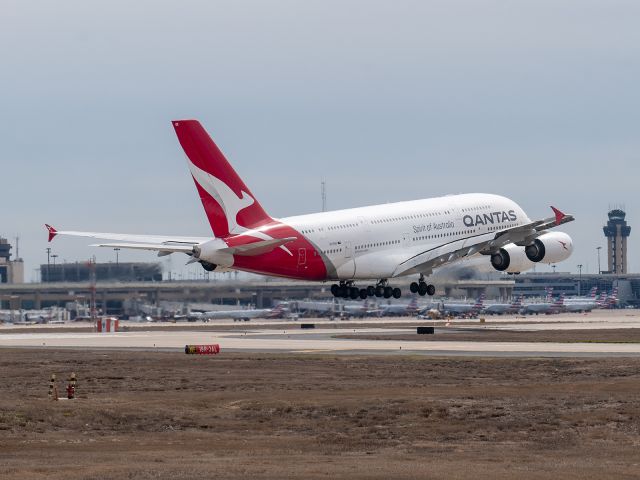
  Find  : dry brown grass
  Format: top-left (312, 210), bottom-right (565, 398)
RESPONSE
top-left (1, 349), bottom-right (639, 479)
top-left (336, 327), bottom-right (640, 343)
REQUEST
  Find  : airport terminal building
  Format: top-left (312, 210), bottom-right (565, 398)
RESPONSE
top-left (40, 262), bottom-right (163, 283)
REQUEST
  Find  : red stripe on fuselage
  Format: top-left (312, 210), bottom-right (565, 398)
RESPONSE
top-left (223, 221), bottom-right (327, 280)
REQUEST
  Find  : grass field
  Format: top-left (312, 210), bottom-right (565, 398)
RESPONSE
top-left (1, 349), bottom-right (639, 479)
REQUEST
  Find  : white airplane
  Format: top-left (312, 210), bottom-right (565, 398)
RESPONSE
top-left (441, 295), bottom-right (485, 317)
top-left (46, 120), bottom-right (575, 300)
top-left (596, 287), bottom-right (619, 309)
top-left (520, 295), bottom-right (565, 315)
top-left (296, 299), bottom-right (379, 318)
top-left (483, 295), bottom-right (523, 315)
top-left (341, 299), bottom-right (379, 318)
top-left (196, 303), bottom-right (287, 322)
top-left (296, 300), bottom-right (340, 317)
top-left (379, 296), bottom-right (421, 316)
top-left (564, 287), bottom-right (598, 312)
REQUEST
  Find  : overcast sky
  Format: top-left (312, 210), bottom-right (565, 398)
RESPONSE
top-left (1, 0), bottom-right (639, 281)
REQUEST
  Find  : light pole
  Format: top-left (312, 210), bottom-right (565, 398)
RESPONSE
top-left (596, 246), bottom-right (602, 274)
top-left (577, 264), bottom-right (583, 296)
top-left (114, 247), bottom-right (120, 266)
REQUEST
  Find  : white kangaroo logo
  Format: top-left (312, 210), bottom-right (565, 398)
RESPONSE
top-left (188, 160), bottom-right (255, 234)
top-left (187, 159), bottom-right (293, 255)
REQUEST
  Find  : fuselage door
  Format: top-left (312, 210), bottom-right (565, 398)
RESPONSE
top-left (344, 241), bottom-right (352, 259)
top-left (297, 248), bottom-right (307, 266)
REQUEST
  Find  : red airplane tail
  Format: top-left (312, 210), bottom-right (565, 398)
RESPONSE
top-left (172, 120), bottom-right (273, 238)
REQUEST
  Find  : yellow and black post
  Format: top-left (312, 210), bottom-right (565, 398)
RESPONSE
top-left (49, 374), bottom-right (58, 401)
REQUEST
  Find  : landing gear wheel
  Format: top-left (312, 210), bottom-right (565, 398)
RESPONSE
top-left (339, 286), bottom-right (348, 298)
top-left (367, 286), bottom-right (375, 297)
top-left (331, 284), bottom-right (340, 297)
top-left (383, 286), bottom-right (393, 299)
top-left (375, 286), bottom-right (384, 297)
top-left (410, 282), bottom-right (419, 294)
top-left (418, 283), bottom-right (428, 296)
top-left (426, 284), bottom-right (436, 296)
top-left (392, 288), bottom-right (401, 299)
top-left (349, 287), bottom-right (359, 300)
top-left (359, 289), bottom-right (368, 300)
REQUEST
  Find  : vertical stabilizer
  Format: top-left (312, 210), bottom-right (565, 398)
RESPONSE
top-left (172, 120), bottom-right (272, 237)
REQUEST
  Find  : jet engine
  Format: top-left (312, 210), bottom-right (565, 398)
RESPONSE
top-left (190, 239), bottom-right (235, 270)
top-left (490, 231), bottom-right (573, 273)
top-left (524, 231), bottom-right (573, 264)
top-left (490, 245), bottom-right (533, 273)
top-left (199, 260), bottom-right (217, 272)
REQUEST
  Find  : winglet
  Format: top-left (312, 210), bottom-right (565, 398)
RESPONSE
top-left (45, 224), bottom-right (57, 242)
top-left (550, 206), bottom-right (566, 226)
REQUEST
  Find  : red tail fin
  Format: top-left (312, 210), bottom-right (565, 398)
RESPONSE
top-left (172, 120), bottom-right (272, 237)
top-left (45, 224), bottom-right (57, 242)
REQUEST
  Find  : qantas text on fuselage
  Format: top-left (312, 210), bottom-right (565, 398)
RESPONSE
top-left (46, 120), bottom-right (575, 301)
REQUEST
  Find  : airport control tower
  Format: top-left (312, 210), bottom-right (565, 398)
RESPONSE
top-left (603, 209), bottom-right (631, 274)
top-left (0, 237), bottom-right (24, 284)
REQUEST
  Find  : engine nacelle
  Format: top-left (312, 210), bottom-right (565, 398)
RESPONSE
top-left (199, 260), bottom-right (217, 272)
top-left (192, 239), bottom-right (235, 268)
top-left (490, 244), bottom-right (534, 273)
top-left (490, 231), bottom-right (573, 273)
top-left (525, 231), bottom-right (573, 264)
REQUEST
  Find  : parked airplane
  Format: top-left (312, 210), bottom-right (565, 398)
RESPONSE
top-left (295, 299), bottom-right (378, 318)
top-left (483, 295), bottom-right (523, 315)
top-left (596, 287), bottom-right (619, 309)
top-left (196, 303), bottom-right (287, 322)
top-left (520, 295), bottom-right (565, 315)
top-left (563, 287), bottom-right (598, 312)
top-left (296, 300), bottom-right (340, 317)
top-left (441, 295), bottom-right (485, 317)
top-left (342, 299), bottom-right (379, 318)
top-left (46, 120), bottom-right (575, 300)
top-left (379, 296), bottom-right (421, 316)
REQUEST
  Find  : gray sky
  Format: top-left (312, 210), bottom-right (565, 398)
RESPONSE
top-left (2, 0), bottom-right (639, 281)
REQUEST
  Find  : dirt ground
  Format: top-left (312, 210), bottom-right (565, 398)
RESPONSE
top-left (1, 349), bottom-right (639, 479)
top-left (336, 328), bottom-right (640, 343)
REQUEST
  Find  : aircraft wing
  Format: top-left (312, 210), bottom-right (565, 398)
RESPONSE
top-left (393, 206), bottom-right (574, 277)
top-left (45, 224), bottom-right (208, 245)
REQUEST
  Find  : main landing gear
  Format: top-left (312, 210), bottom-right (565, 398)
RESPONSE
top-left (330, 280), bottom-right (401, 300)
top-left (409, 275), bottom-right (435, 296)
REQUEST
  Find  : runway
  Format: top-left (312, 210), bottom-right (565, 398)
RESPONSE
top-left (2, 310), bottom-right (640, 356)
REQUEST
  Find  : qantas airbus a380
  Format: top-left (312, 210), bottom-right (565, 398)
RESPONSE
top-left (46, 120), bottom-right (575, 300)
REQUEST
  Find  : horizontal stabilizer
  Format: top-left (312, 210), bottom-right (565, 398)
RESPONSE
top-left (92, 237), bottom-right (297, 257)
top-left (221, 237), bottom-right (297, 256)
top-left (45, 225), bottom-right (209, 245)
